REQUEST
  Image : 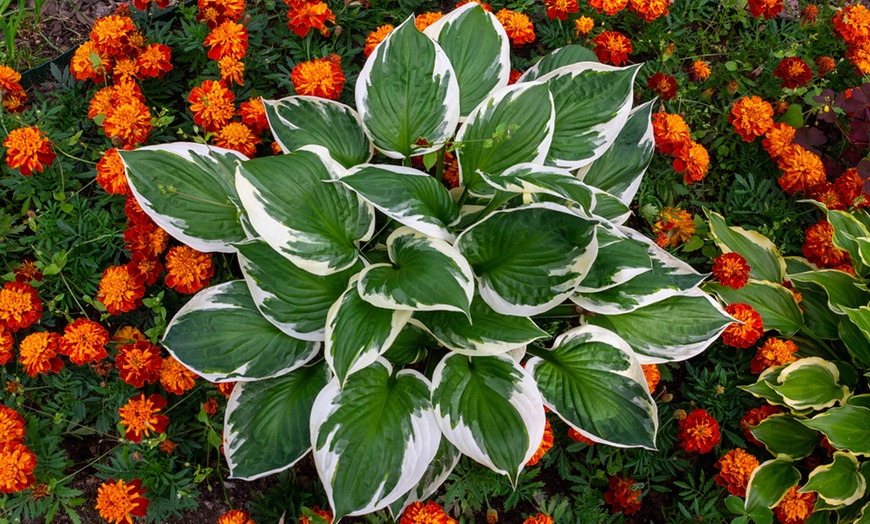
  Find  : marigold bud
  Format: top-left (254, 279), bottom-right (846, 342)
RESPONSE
top-left (673, 409), bottom-right (687, 420)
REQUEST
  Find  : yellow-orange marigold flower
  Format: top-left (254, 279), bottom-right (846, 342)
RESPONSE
top-left (136, 43), bottom-right (173, 79)
top-left (714, 448), bottom-right (759, 496)
top-left (604, 475), bottom-right (642, 514)
top-left (629, 0), bottom-right (669, 22)
top-left (776, 145), bottom-right (826, 195)
top-left (165, 245), bottom-right (215, 294)
top-left (0, 442), bottom-right (36, 493)
top-left (217, 509), bottom-right (255, 524)
top-left (588, 0), bottom-right (628, 16)
top-left (4, 127), bottom-right (56, 176)
top-left (729, 96), bottom-right (774, 142)
top-left (0, 405), bottom-right (26, 445)
top-left (774, 487), bottom-right (815, 524)
top-left (751, 338), bottom-right (798, 374)
top-left (0, 282), bottom-right (42, 332)
top-left (188, 80), bottom-right (236, 133)
top-left (690, 60), bottom-right (711, 81)
top-left (96, 148), bottom-right (129, 195)
top-left (19, 332), bottom-right (63, 377)
top-left (112, 58), bottom-right (140, 84)
top-left (495, 9), bottom-right (535, 46)
top-left (90, 15), bottom-right (138, 58)
top-left (722, 303), bottom-right (764, 348)
top-left (544, 0), bottom-right (578, 21)
top-left (97, 264), bottom-right (146, 315)
top-left (400, 500), bottom-right (456, 523)
top-left (762, 123), bottom-right (795, 160)
top-left (677, 408), bottom-right (720, 453)
top-left (159, 356), bottom-right (197, 395)
top-left (526, 418), bottom-right (554, 466)
top-left (113, 326), bottom-right (146, 344)
top-left (364, 25), bottom-right (394, 57)
top-left (213, 121), bottom-right (260, 157)
top-left (119, 393), bottom-right (169, 442)
top-left (291, 58), bottom-right (346, 101)
top-left (103, 100), bottom-right (152, 148)
top-left (205, 20), bottom-right (248, 61)
top-left (415, 11), bottom-right (443, 31)
top-left (219, 56), bottom-right (245, 86)
top-left (712, 252), bottom-right (750, 290)
top-left (803, 220), bottom-right (849, 268)
top-left (59, 318), bottom-right (109, 365)
top-left (522, 513), bottom-right (554, 524)
top-left (298, 506), bottom-right (333, 524)
top-left (95, 478), bottom-right (150, 524)
top-left (674, 139), bottom-right (709, 184)
top-left (641, 364), bottom-right (660, 393)
top-left (574, 16), bottom-right (594, 37)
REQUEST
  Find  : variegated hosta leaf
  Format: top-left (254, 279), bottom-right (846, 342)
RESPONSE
top-left (825, 208), bottom-right (870, 274)
top-left (325, 276), bottom-right (412, 385)
top-left (580, 100), bottom-right (655, 206)
top-left (739, 366), bottom-right (790, 409)
top-left (340, 165), bottom-right (460, 241)
top-left (801, 405), bottom-right (870, 455)
top-left (841, 307), bottom-right (870, 366)
top-left (358, 227), bottom-right (474, 315)
top-left (224, 362), bottom-right (329, 479)
top-left (790, 269), bottom-right (870, 315)
top-left (355, 16), bottom-right (459, 159)
top-left (749, 414), bottom-right (819, 460)
top-left (744, 458), bottom-right (801, 513)
top-left (455, 82), bottom-right (555, 196)
top-left (526, 325), bottom-right (657, 449)
top-left (388, 438), bottom-right (462, 519)
top-left (455, 203), bottom-right (598, 316)
top-left (235, 146), bottom-right (375, 276)
top-left (382, 323), bottom-right (432, 367)
top-left (119, 143), bottom-right (248, 253)
top-left (235, 240), bottom-right (362, 341)
top-left (431, 353), bottom-right (545, 484)
top-left (585, 289), bottom-right (734, 363)
top-left (575, 226), bottom-right (651, 293)
top-left (517, 45), bottom-right (599, 82)
top-left (423, 3), bottom-right (509, 117)
top-left (411, 293), bottom-right (549, 355)
top-left (538, 62), bottom-right (640, 170)
top-left (163, 281), bottom-right (320, 381)
top-left (770, 358), bottom-right (848, 411)
top-left (802, 452), bottom-right (866, 506)
top-left (262, 96), bottom-right (372, 169)
top-left (790, 279), bottom-right (840, 340)
top-left (572, 228), bottom-right (705, 314)
top-left (311, 359), bottom-right (441, 520)
top-left (704, 280), bottom-right (803, 337)
top-left (706, 210), bottom-right (786, 283)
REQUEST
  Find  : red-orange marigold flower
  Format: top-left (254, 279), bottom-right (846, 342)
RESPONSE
top-left (690, 60), bottom-right (711, 81)
top-left (729, 96), bottom-right (774, 142)
top-left (722, 303), bottom-right (764, 348)
top-left (95, 478), bottom-right (150, 524)
top-left (712, 252), bottom-right (750, 290)
top-left (588, 0), bottom-right (628, 16)
top-left (652, 112), bottom-right (690, 155)
top-left (165, 245), bottom-right (214, 294)
top-left (217, 381), bottom-right (236, 398)
top-left (803, 220), bottom-right (849, 268)
top-left (677, 408), bottom-right (720, 453)
top-left (96, 148), bottom-right (129, 195)
top-left (0, 441), bottom-right (37, 493)
top-left (526, 418), bottom-right (554, 466)
top-left (593, 31), bottom-right (632, 66)
top-left (291, 58), bottom-right (345, 101)
top-left (456, 0), bottom-right (491, 11)
top-left (774, 487), bottom-right (815, 524)
top-left (213, 121), bottom-right (260, 157)
top-left (130, 251), bottom-right (163, 286)
top-left (715, 448), bottom-right (759, 496)
top-left (205, 21), bottom-right (248, 61)
top-left (0, 405), bottom-right (26, 445)
top-left (4, 127), bottom-right (56, 176)
top-left (119, 393), bottom-right (169, 442)
top-left (133, 0), bottom-right (170, 10)
top-left (124, 224), bottom-right (168, 258)
top-left (298, 506), bottom-right (333, 524)
top-left (495, 9), bottom-right (536, 46)
top-left (59, 318), bottom-right (109, 365)
top-left (568, 428), bottom-right (596, 444)
top-left (188, 80), bottom-right (236, 133)
top-left (544, 0), bottom-right (578, 21)
top-left (641, 363), bottom-right (660, 393)
top-left (19, 332), bottom-right (63, 377)
top-left (198, 0), bottom-right (245, 28)
top-left (652, 207), bottom-right (695, 248)
top-left (116, 340), bottom-right (162, 388)
top-left (0, 282), bottom-right (42, 332)
top-left (0, 65), bottom-right (23, 96)
top-left (762, 123), bottom-right (795, 160)
top-left (90, 15), bottom-right (139, 58)
top-left (604, 475), bottom-right (642, 514)
top-left (776, 145), bottom-right (826, 195)
top-left (648, 72), bottom-right (677, 100)
top-left (287, 1), bottom-right (335, 38)
top-left (747, 0), bottom-right (783, 19)
top-left (113, 325), bottom-right (147, 345)
top-left (800, 4), bottom-right (818, 25)
top-left (751, 338), bottom-right (798, 374)
top-left (741, 404), bottom-right (782, 446)
top-left (629, 0), bottom-right (669, 22)
top-left (522, 513), bottom-right (554, 524)
top-left (400, 500), bottom-right (456, 524)
top-left (0, 326), bottom-right (13, 365)
top-left (203, 397), bottom-right (220, 417)
top-left (815, 56), bottom-right (835, 77)
top-left (13, 259), bottom-right (42, 284)
top-left (217, 509), bottom-right (255, 524)
top-left (774, 57), bottom-right (813, 89)
top-left (835, 168), bottom-right (866, 207)
top-left (98, 264), bottom-right (146, 315)
top-left (136, 43), bottom-right (173, 79)
top-left (415, 11), bottom-right (444, 30)
top-left (159, 355), bottom-right (197, 395)
top-left (239, 97), bottom-right (268, 135)
top-left (674, 139), bottom-right (709, 184)
top-left (832, 4), bottom-right (870, 46)
top-left (364, 25), bottom-right (394, 57)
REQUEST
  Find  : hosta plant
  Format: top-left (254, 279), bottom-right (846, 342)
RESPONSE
top-left (119, 5), bottom-right (733, 520)
top-left (705, 209), bottom-right (870, 523)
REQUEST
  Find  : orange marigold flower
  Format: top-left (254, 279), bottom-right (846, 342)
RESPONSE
top-left (103, 99), bottom-right (152, 148)
top-left (71, 40), bottom-right (114, 83)
top-left (544, 0), bottom-right (578, 21)
top-left (0, 65), bottom-right (23, 96)
top-left (741, 405), bottom-right (782, 446)
top-left (217, 381), bottom-right (236, 398)
top-left (714, 448), bottom-right (759, 496)
top-left (588, 0), bottom-right (627, 16)
top-left (0, 326), bottom-right (13, 365)
top-left (729, 96), bottom-right (774, 142)
top-left (291, 58), bottom-right (345, 101)
top-left (568, 428), bottom-right (596, 444)
top-left (604, 475), bottom-right (642, 514)
top-left (14, 259), bottom-right (42, 284)
top-left (495, 9), bottom-right (535, 46)
top-left (677, 408), bottom-right (720, 453)
top-left (136, 43), bottom-right (173, 79)
top-left (722, 303), bottom-right (764, 349)
top-left (97, 264), bottom-right (146, 315)
top-left (526, 418), bottom-right (554, 466)
top-left (712, 252), bottom-right (750, 290)
top-left (203, 397), bottom-right (219, 416)
top-left (90, 15), bottom-right (139, 58)
top-left (652, 207), bottom-right (695, 248)
top-left (0, 282), bottom-right (42, 332)
top-left (415, 11), bottom-right (444, 30)
top-left (776, 145), bottom-right (826, 195)
top-left (751, 338), bottom-right (798, 374)
top-left (159, 439), bottom-right (178, 454)
top-left (652, 112), bottom-right (690, 155)
top-left (198, 0), bottom-right (245, 28)
top-left (298, 506), bottom-right (333, 524)
top-left (593, 30), bottom-right (632, 66)
top-left (689, 60), bottom-right (711, 81)
top-left (803, 220), bottom-right (849, 268)
top-left (165, 245), bottom-right (215, 294)
top-left (0, 405), bottom-right (26, 445)
top-left (240, 97), bottom-right (268, 134)
top-left (88, 86), bottom-right (116, 120)
top-left (127, 194), bottom-right (151, 226)
top-left (835, 168), bottom-right (865, 206)
top-left (814, 56), bottom-right (835, 77)
top-left (4, 127), bottom-right (56, 177)
top-left (205, 20), bottom-right (248, 61)
top-left (641, 363), bottom-right (660, 393)
top-left (218, 509), bottom-right (256, 524)
top-left (124, 224), bottom-right (169, 258)
top-left (522, 513), bottom-right (554, 524)
top-left (95, 478), bottom-right (150, 524)
top-left (746, 0), bottom-right (783, 19)
top-left (574, 16), bottom-right (594, 37)
top-left (110, 80), bottom-right (145, 106)
top-left (364, 25), bottom-right (394, 57)
top-left (59, 318), bottom-right (109, 365)
top-left (159, 355), bottom-right (197, 395)
top-left (648, 72), bottom-right (677, 100)
top-left (112, 57), bottom-right (140, 84)
top-left (832, 4), bottom-right (870, 46)
top-left (219, 56), bottom-right (245, 86)
top-left (119, 393), bottom-right (169, 442)
top-left (800, 4), bottom-right (818, 25)
top-left (113, 326), bottom-right (147, 344)
top-left (808, 182), bottom-right (847, 211)
top-left (213, 121), bottom-right (260, 157)
top-left (287, 1), bottom-right (335, 38)
top-left (774, 487), bottom-right (815, 524)
top-left (849, 40), bottom-right (870, 75)
top-left (762, 123), bottom-right (795, 160)
top-left (673, 139), bottom-right (709, 184)
top-left (188, 80), bottom-right (236, 133)
top-left (96, 148), bottom-right (129, 195)
top-left (130, 251), bottom-right (163, 286)
top-left (629, 0), bottom-right (670, 22)
top-left (0, 442), bottom-right (37, 493)
top-left (116, 340), bottom-right (162, 388)
top-left (774, 57), bottom-right (812, 89)
top-left (400, 500), bottom-right (456, 524)
top-left (19, 332), bottom-right (64, 377)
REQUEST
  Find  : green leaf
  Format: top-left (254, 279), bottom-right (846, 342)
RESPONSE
top-left (539, 62), bottom-right (641, 169)
top-left (839, 307), bottom-right (870, 366)
top-left (801, 405), bottom-right (870, 456)
top-left (771, 357), bottom-right (847, 411)
top-left (235, 240), bottom-right (362, 341)
top-left (575, 226), bottom-right (651, 292)
top-left (262, 96), bottom-right (372, 168)
top-left (802, 452), bottom-right (866, 506)
top-left (312, 359), bottom-right (441, 520)
top-left (340, 165), bottom-right (460, 241)
top-left (120, 143), bottom-right (248, 252)
top-left (745, 458), bottom-right (800, 513)
top-left (789, 269), bottom-right (870, 315)
top-left (163, 281), bottom-right (319, 381)
top-left (726, 495), bottom-right (745, 515)
top-left (455, 81), bottom-right (555, 195)
top-left (225, 362), bottom-right (329, 479)
top-left (518, 45), bottom-right (598, 82)
top-left (527, 325), bottom-right (657, 449)
top-left (706, 210), bottom-right (785, 283)
top-left (235, 146), bottom-right (375, 276)
top-left (455, 203), bottom-right (597, 316)
top-left (749, 414), bottom-right (819, 459)
top-left (423, 3), bottom-right (509, 117)
top-left (840, 315), bottom-right (870, 367)
top-left (431, 353), bottom-right (545, 484)
top-left (704, 280), bottom-right (803, 336)
top-left (355, 16), bottom-right (459, 159)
